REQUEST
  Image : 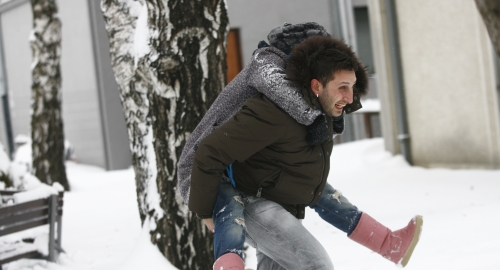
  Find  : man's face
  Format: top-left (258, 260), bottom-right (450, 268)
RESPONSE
top-left (313, 70), bottom-right (356, 117)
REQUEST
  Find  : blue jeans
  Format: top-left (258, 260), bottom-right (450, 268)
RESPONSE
top-left (309, 183), bottom-right (362, 235)
top-left (212, 181), bottom-right (362, 260)
top-left (213, 181), bottom-right (246, 259)
top-left (243, 196), bottom-right (334, 270)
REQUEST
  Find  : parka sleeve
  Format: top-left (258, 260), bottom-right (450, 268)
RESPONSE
top-left (248, 47), bottom-right (322, 126)
top-left (188, 96), bottom-right (290, 218)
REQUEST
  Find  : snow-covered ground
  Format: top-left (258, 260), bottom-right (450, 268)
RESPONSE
top-left (3, 138), bottom-right (500, 269)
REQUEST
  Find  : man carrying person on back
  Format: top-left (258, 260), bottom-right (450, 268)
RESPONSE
top-left (179, 22), bottom-right (423, 269)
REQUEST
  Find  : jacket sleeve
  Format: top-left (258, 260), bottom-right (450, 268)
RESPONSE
top-left (248, 47), bottom-right (321, 126)
top-left (188, 96), bottom-right (290, 218)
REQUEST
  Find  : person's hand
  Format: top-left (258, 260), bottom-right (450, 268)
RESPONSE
top-left (203, 218), bottom-right (215, 233)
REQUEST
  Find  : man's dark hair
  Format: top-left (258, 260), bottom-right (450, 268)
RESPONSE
top-left (286, 36), bottom-right (369, 97)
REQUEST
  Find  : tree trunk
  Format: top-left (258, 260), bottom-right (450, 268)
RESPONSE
top-left (145, 1), bottom-right (228, 268)
top-left (102, 1), bottom-right (229, 268)
top-left (101, 0), bottom-right (153, 225)
top-left (30, 0), bottom-right (69, 191)
top-left (475, 0), bottom-right (500, 57)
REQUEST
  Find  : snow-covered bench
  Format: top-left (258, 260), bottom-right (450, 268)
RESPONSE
top-left (0, 190), bottom-right (64, 269)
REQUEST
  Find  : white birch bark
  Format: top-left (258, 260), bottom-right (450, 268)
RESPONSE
top-left (101, 0), bottom-right (158, 224)
top-left (30, 0), bottom-right (69, 191)
top-left (102, 0), bottom-right (229, 268)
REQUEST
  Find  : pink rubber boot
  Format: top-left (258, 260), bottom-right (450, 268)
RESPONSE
top-left (348, 213), bottom-right (423, 267)
top-left (213, 253), bottom-right (244, 270)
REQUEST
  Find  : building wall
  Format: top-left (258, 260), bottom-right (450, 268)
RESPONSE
top-left (226, 0), bottom-right (382, 144)
top-left (1, 3), bottom-right (32, 148)
top-left (1, 0), bottom-right (107, 167)
top-left (87, 0), bottom-right (131, 170)
top-left (1, 0), bottom-right (381, 169)
top-left (368, 0), bottom-right (400, 154)
top-left (226, 0), bottom-right (333, 65)
top-left (0, 100), bottom-right (6, 152)
top-left (0, 17), bottom-right (9, 154)
top-left (374, 0), bottom-right (500, 168)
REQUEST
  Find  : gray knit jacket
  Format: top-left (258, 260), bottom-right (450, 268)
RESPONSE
top-left (177, 46), bottom-right (342, 204)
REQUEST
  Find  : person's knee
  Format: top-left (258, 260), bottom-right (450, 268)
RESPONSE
top-left (215, 193), bottom-right (245, 218)
top-left (319, 188), bottom-right (356, 209)
top-left (225, 194), bottom-right (244, 215)
top-left (215, 206), bottom-right (244, 228)
top-left (244, 204), bottom-right (297, 235)
top-left (224, 217), bottom-right (246, 238)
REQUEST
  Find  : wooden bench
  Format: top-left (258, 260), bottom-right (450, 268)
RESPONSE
top-left (0, 190), bottom-right (64, 269)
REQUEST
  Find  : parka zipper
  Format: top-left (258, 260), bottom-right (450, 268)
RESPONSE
top-left (256, 169), bottom-right (282, 198)
top-left (310, 145), bottom-right (327, 204)
top-left (310, 117), bottom-right (331, 204)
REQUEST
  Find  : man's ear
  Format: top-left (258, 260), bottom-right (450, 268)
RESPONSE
top-left (310, 79), bottom-right (321, 96)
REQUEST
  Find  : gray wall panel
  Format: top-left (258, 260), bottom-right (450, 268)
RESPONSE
top-left (226, 0), bottom-right (333, 65)
top-left (1, 3), bottom-right (32, 146)
top-left (58, 0), bottom-right (106, 168)
top-left (1, 1), bottom-right (107, 167)
top-left (88, 0), bottom-right (131, 170)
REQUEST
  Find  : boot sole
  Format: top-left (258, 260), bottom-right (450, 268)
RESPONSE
top-left (399, 215), bottom-right (423, 267)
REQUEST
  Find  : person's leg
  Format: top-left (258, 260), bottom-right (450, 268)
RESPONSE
top-left (348, 213), bottom-right (423, 267)
top-left (309, 183), bottom-right (362, 234)
top-left (255, 250), bottom-right (286, 270)
top-left (243, 196), bottom-right (334, 270)
top-left (212, 181), bottom-right (246, 269)
top-left (311, 183), bottom-right (423, 267)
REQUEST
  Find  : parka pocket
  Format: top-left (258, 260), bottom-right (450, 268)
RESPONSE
top-left (256, 169), bottom-right (283, 197)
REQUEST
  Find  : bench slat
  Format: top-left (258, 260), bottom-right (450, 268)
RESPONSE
top-left (0, 241), bottom-right (42, 265)
top-left (0, 198), bottom-right (48, 216)
top-left (0, 218), bottom-right (49, 237)
top-left (0, 208), bottom-right (49, 227)
top-left (0, 190), bottom-right (18, 196)
top-left (0, 192), bottom-right (64, 266)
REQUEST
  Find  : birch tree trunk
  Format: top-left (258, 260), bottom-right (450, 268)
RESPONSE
top-left (475, 0), bottom-right (500, 57)
top-left (101, 0), bottom-right (153, 224)
top-left (102, 1), bottom-right (229, 268)
top-left (30, 0), bottom-right (69, 191)
top-left (145, 1), bottom-right (228, 268)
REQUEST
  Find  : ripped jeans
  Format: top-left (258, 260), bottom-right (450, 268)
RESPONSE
top-left (213, 181), bottom-right (246, 259)
top-left (212, 181), bottom-right (362, 260)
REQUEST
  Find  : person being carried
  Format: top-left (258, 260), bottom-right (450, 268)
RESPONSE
top-left (179, 23), bottom-right (423, 269)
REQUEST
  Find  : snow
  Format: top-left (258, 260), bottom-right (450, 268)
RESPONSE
top-left (357, 98), bottom-right (380, 113)
top-left (12, 182), bottom-right (63, 204)
top-left (133, 3), bottom-right (150, 68)
top-left (144, 125), bottom-right (163, 221)
top-left (2, 138), bottom-right (500, 269)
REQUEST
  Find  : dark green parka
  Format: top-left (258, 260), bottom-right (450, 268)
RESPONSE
top-left (189, 85), bottom-right (334, 219)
